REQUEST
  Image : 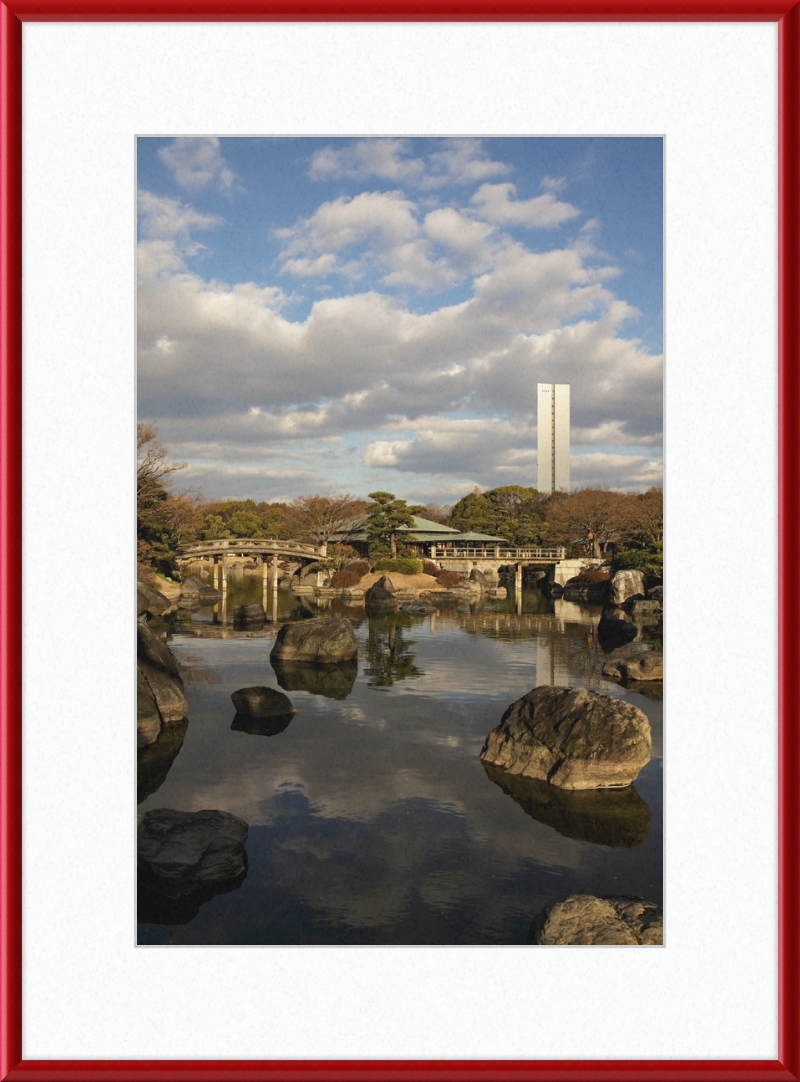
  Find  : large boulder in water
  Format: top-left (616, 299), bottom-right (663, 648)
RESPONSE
top-left (137, 623), bottom-right (188, 747)
top-left (608, 569), bottom-right (646, 606)
top-left (469, 568), bottom-right (489, 588)
top-left (373, 575), bottom-right (396, 594)
top-left (138, 808), bottom-right (248, 898)
top-left (270, 617), bottom-right (358, 664)
top-left (231, 685), bottom-right (295, 717)
top-left (480, 686), bottom-right (651, 790)
top-left (529, 894), bottom-right (663, 945)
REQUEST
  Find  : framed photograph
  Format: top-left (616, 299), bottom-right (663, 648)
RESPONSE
top-left (1, 4), bottom-right (797, 1080)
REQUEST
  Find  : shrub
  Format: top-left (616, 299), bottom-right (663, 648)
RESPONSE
top-left (422, 560), bottom-right (439, 577)
top-left (330, 569), bottom-right (362, 588)
top-left (613, 541), bottom-right (663, 583)
top-left (576, 565), bottom-right (611, 584)
top-left (345, 560), bottom-right (372, 577)
top-left (435, 569), bottom-right (461, 587)
top-left (373, 557), bottom-right (424, 576)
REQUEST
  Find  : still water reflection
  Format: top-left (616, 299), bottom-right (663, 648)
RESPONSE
top-left (138, 579), bottom-right (662, 945)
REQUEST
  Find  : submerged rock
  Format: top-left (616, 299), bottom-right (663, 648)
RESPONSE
top-left (137, 808), bottom-right (248, 898)
top-left (270, 617), bottom-right (358, 664)
top-left (482, 762), bottom-right (650, 848)
top-left (480, 685), bottom-right (651, 790)
top-left (529, 893), bottom-right (663, 945)
top-left (230, 685), bottom-right (296, 718)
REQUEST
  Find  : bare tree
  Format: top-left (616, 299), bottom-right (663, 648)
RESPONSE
top-left (626, 486), bottom-right (663, 547)
top-left (546, 487), bottom-right (629, 558)
top-left (282, 494), bottom-right (367, 548)
top-left (137, 421), bottom-right (187, 498)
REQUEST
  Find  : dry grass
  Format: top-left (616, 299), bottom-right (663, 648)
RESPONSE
top-left (359, 572), bottom-right (444, 591)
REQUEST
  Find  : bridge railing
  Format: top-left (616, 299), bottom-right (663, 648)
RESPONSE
top-left (178, 538), bottom-right (326, 558)
top-left (430, 546), bottom-right (566, 560)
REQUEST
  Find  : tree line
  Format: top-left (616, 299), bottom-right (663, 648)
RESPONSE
top-left (138, 424), bottom-right (662, 578)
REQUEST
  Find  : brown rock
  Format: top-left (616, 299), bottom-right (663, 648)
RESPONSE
top-left (270, 617), bottom-right (358, 664)
top-left (230, 686), bottom-right (296, 717)
top-left (530, 893), bottom-right (663, 945)
top-left (480, 686), bottom-right (651, 790)
top-left (138, 808), bottom-right (248, 898)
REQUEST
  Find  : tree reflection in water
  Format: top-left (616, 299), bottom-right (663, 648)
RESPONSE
top-left (364, 614), bottom-right (425, 689)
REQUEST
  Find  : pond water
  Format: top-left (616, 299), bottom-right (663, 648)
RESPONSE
top-left (137, 575), bottom-right (663, 946)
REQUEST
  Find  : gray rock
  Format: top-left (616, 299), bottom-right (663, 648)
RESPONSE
top-left (364, 584), bottom-right (399, 611)
top-left (647, 585), bottom-right (664, 602)
top-left (400, 601), bottom-right (438, 615)
top-left (137, 621), bottom-right (180, 676)
top-left (626, 599), bottom-right (662, 618)
top-left (137, 580), bottom-right (173, 618)
top-left (270, 617), bottom-right (358, 664)
top-left (617, 652), bottom-right (663, 681)
top-left (137, 623), bottom-right (188, 746)
top-left (374, 575), bottom-right (396, 594)
top-left (598, 608), bottom-right (639, 650)
top-left (480, 685), bottom-right (651, 790)
top-left (563, 581), bottom-right (608, 602)
top-left (137, 667), bottom-right (163, 748)
top-left (530, 893), bottom-right (663, 945)
top-left (179, 575), bottom-right (221, 603)
top-left (230, 685), bottom-right (296, 718)
top-left (137, 589), bottom-right (149, 618)
top-left (233, 604), bottom-right (265, 627)
top-left (609, 569), bottom-right (646, 606)
top-left (138, 808), bottom-right (248, 898)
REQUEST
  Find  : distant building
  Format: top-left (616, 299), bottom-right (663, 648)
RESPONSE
top-left (537, 383), bottom-right (570, 494)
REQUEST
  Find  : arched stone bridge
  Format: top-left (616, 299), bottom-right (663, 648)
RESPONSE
top-left (178, 537), bottom-right (327, 591)
top-left (178, 538), bottom-right (326, 562)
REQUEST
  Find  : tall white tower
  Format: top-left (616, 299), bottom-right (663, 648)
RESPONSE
top-left (537, 383), bottom-right (570, 493)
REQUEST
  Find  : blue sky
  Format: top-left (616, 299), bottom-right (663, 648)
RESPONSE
top-left (137, 136), bottom-right (663, 504)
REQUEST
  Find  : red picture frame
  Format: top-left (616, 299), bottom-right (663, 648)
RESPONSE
top-left (1, 6), bottom-right (798, 1081)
